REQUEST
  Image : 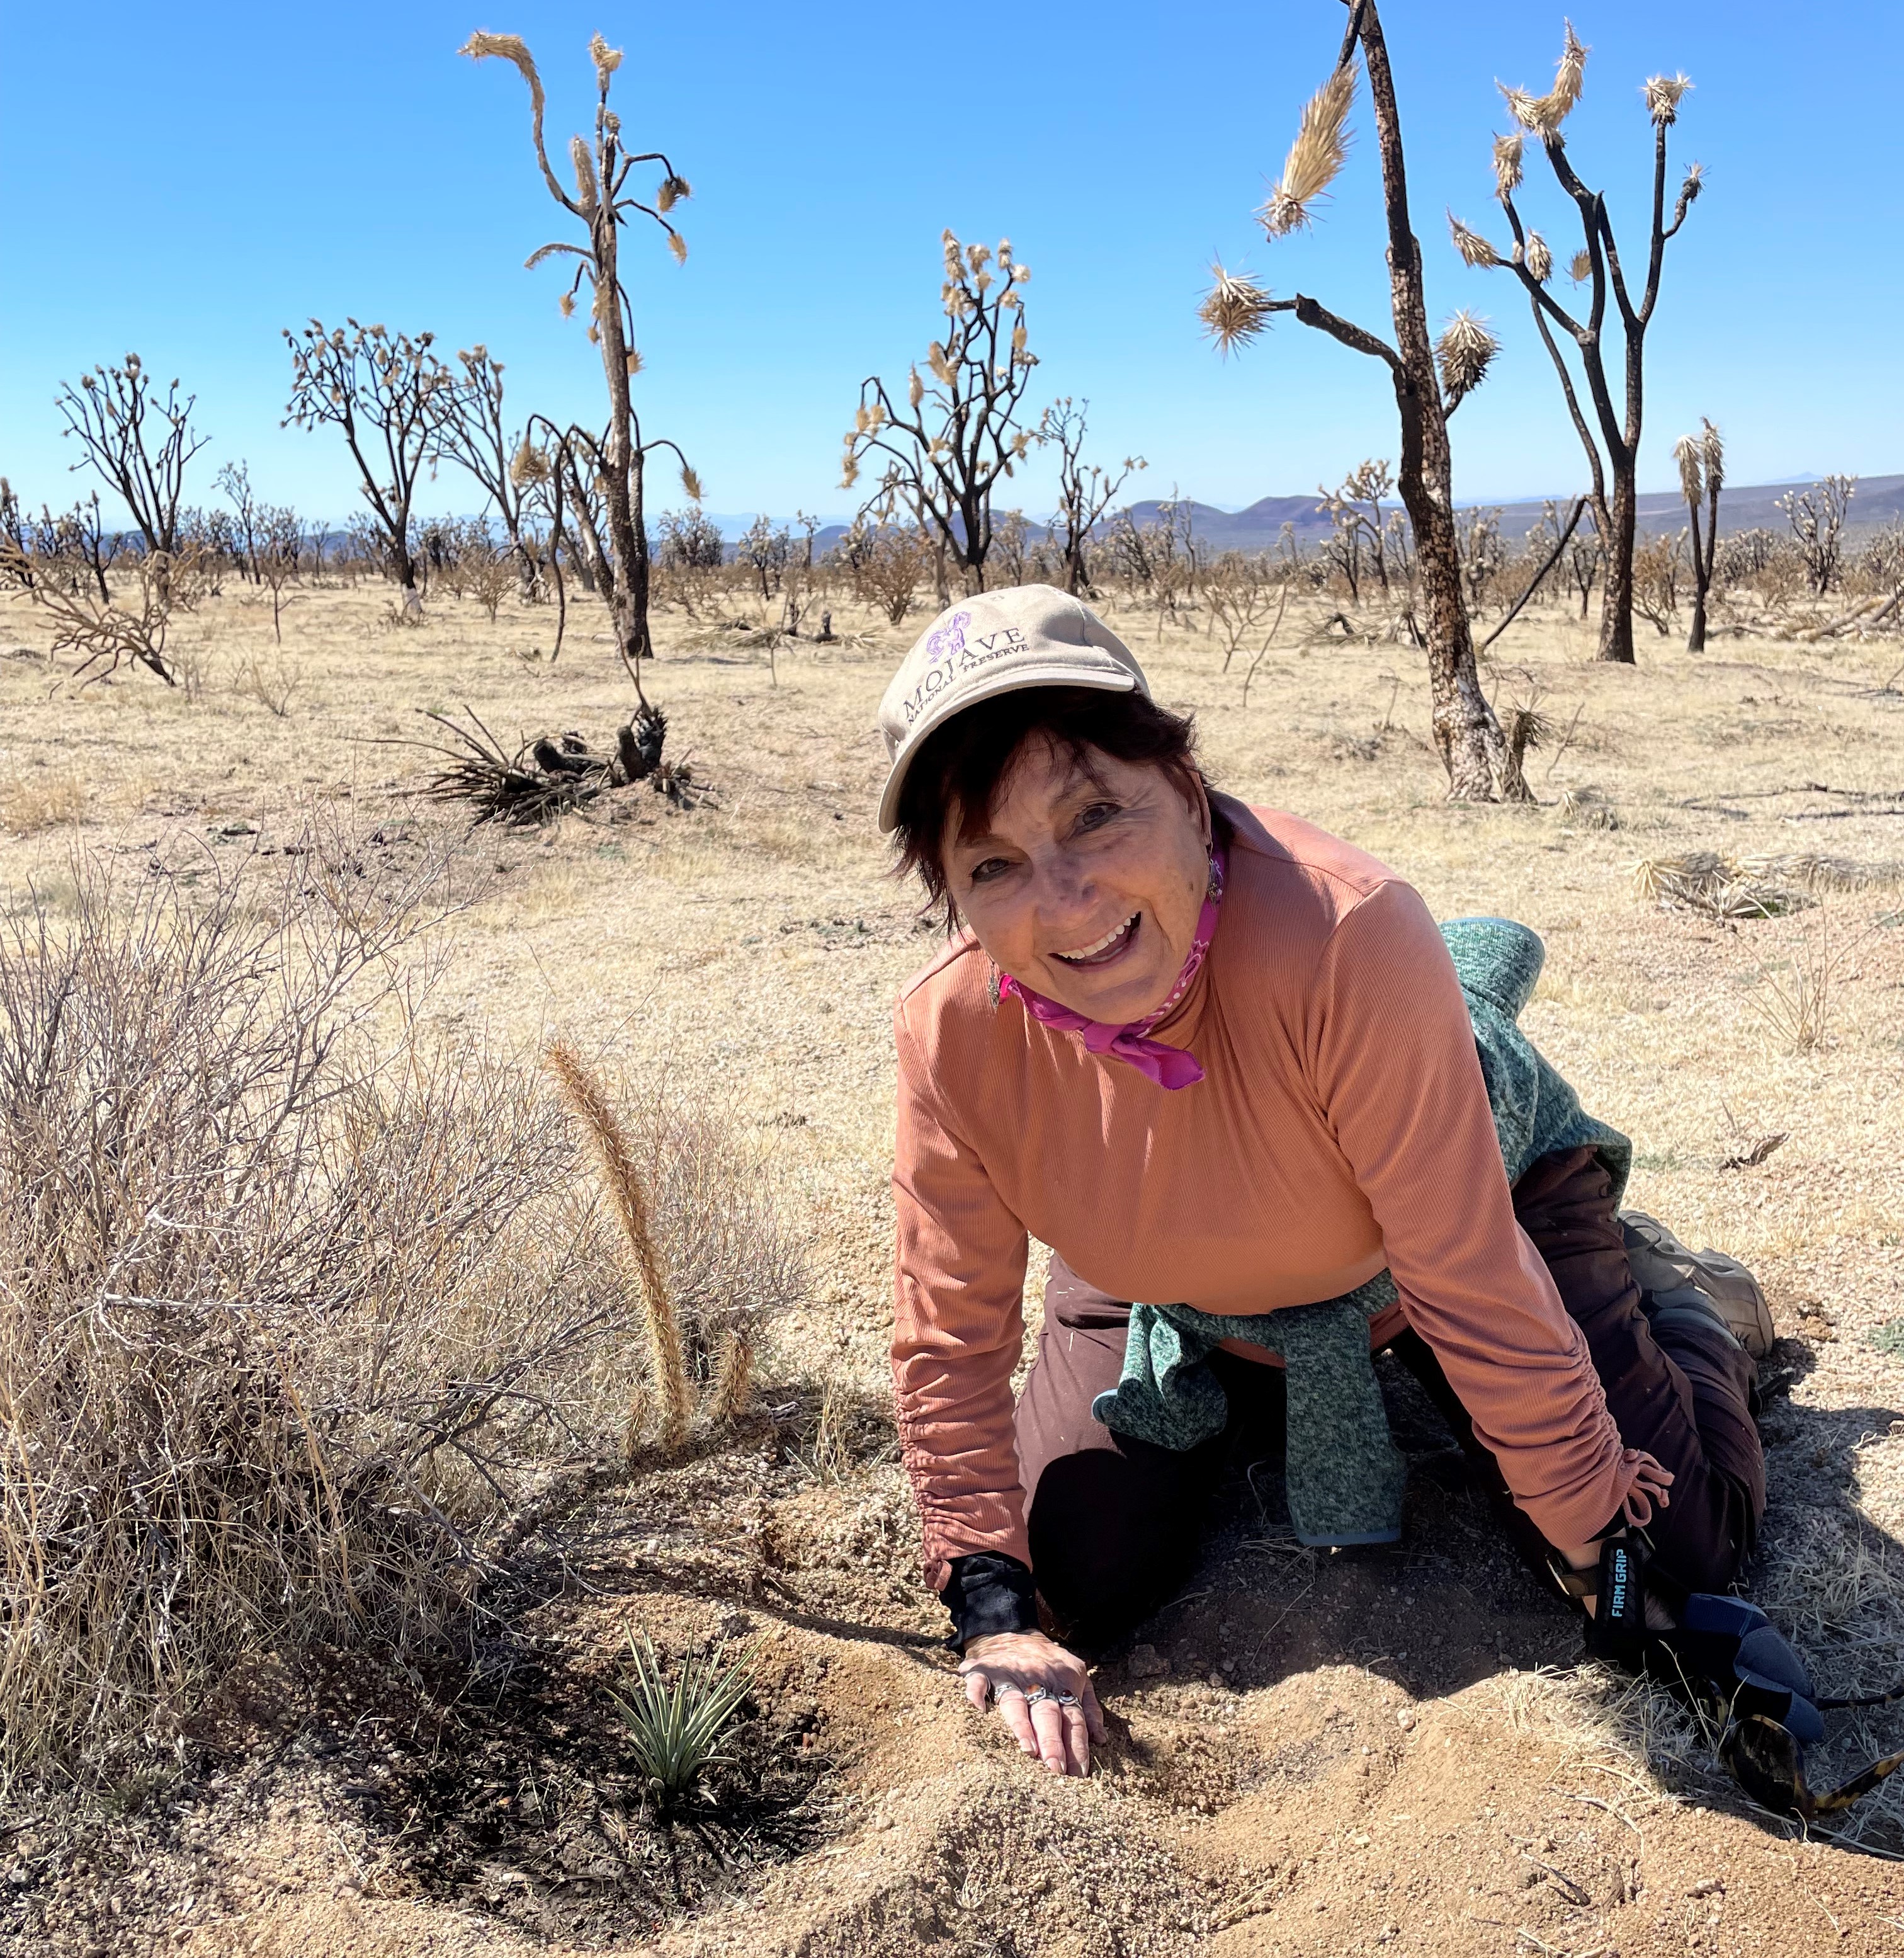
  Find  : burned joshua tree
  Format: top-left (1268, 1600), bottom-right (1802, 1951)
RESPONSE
top-left (1675, 419), bottom-right (1723, 651)
top-left (434, 345), bottom-right (541, 598)
top-left (1199, 0), bottom-right (1521, 801)
top-left (283, 320), bottom-right (457, 609)
top-left (1450, 23), bottom-right (1704, 664)
top-left (55, 353), bottom-right (207, 569)
top-left (405, 705), bottom-right (711, 826)
top-left (463, 30), bottom-right (701, 768)
top-left (1048, 397), bottom-right (1144, 598)
top-left (841, 230), bottom-right (1048, 600)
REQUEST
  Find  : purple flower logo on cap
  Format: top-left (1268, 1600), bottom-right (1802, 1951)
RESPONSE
top-left (924, 610), bottom-right (971, 664)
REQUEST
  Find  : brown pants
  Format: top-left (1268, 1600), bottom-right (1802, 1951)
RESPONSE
top-left (1015, 1147), bottom-right (1765, 1644)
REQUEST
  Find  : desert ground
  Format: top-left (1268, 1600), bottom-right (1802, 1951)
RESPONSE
top-left (2, 573), bottom-right (1903, 1957)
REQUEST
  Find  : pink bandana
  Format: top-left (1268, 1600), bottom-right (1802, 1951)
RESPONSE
top-left (997, 847), bottom-right (1226, 1091)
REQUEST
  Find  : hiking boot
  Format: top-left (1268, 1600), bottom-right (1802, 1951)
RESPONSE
top-left (1619, 1210), bottom-right (1776, 1359)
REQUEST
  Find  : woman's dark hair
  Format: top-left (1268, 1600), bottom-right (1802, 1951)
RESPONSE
top-left (892, 685), bottom-right (1222, 929)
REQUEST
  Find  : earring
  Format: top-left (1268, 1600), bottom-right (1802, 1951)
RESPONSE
top-left (1205, 852), bottom-right (1224, 902)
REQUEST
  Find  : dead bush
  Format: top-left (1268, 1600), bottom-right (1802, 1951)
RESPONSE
top-left (0, 831), bottom-right (803, 1787)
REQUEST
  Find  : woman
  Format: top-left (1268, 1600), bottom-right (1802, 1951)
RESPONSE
top-left (881, 586), bottom-right (1767, 1779)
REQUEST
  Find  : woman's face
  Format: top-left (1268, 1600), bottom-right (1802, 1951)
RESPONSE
top-left (943, 739), bottom-right (1211, 1023)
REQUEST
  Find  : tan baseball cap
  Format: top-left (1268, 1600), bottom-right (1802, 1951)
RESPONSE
top-left (875, 583), bottom-right (1150, 831)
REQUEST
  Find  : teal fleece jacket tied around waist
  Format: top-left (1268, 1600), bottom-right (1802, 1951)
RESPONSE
top-left (1089, 917), bottom-right (1631, 1547)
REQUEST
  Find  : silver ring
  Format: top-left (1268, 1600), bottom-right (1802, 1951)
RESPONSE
top-left (991, 1682), bottom-right (1028, 1704)
top-left (1024, 1685), bottom-right (1055, 1706)
top-left (1056, 1692), bottom-right (1080, 1707)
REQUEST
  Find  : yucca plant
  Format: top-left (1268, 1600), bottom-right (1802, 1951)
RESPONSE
top-left (607, 1632), bottom-right (759, 1807)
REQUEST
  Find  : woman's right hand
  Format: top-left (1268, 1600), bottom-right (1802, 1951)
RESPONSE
top-left (958, 1629), bottom-right (1104, 1776)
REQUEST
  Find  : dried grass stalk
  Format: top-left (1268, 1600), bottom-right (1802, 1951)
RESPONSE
top-left (547, 1042), bottom-right (691, 1452)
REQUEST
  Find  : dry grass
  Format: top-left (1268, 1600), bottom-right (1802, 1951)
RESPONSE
top-left (1494, 1658), bottom-right (1715, 1797)
top-left (0, 766), bottom-right (88, 834)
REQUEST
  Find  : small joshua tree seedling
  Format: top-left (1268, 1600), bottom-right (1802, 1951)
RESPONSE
top-left (607, 1632), bottom-right (759, 1809)
top-left (464, 30), bottom-right (701, 762)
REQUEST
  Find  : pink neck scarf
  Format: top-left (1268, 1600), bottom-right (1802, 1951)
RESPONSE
top-left (997, 846), bottom-right (1226, 1091)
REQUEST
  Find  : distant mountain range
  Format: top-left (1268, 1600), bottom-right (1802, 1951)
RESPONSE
top-left (1096, 475), bottom-right (1904, 552)
top-left (705, 474), bottom-right (1902, 561)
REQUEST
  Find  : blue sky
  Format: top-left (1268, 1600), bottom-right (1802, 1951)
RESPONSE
top-left (2, 1), bottom-right (1898, 532)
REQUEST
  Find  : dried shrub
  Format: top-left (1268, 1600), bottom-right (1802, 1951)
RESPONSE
top-left (0, 831), bottom-right (803, 1787)
top-left (1745, 908), bottom-right (1882, 1055)
top-left (1556, 785), bottom-right (1618, 830)
top-left (0, 540), bottom-right (213, 686)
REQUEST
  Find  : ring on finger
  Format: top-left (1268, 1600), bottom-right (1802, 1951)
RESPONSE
top-left (1055, 1692), bottom-right (1080, 1707)
top-left (1024, 1685), bottom-right (1055, 1707)
top-left (991, 1682), bottom-right (1028, 1704)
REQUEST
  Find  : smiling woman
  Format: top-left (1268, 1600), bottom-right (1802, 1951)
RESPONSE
top-left (875, 585), bottom-right (1771, 1783)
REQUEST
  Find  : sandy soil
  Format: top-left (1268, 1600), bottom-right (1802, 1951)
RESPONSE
top-left (3, 575), bottom-right (1902, 1957)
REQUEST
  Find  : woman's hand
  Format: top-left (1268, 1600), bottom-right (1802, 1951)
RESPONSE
top-left (958, 1630), bottom-right (1104, 1777)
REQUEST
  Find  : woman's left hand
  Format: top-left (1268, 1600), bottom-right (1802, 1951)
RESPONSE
top-left (958, 1630), bottom-right (1104, 1777)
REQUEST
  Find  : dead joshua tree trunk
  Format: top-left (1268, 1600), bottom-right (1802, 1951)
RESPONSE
top-left (1202, 0), bottom-right (1514, 800)
top-left (1358, 11), bottom-right (1508, 799)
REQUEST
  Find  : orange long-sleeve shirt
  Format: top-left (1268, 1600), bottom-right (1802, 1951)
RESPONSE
top-left (891, 798), bottom-right (1635, 1591)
